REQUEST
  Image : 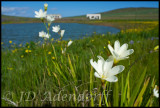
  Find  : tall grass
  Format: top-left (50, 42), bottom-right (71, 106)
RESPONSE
top-left (1, 23), bottom-right (159, 107)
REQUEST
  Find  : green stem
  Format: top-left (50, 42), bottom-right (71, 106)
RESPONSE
top-left (103, 81), bottom-right (109, 107)
top-left (101, 80), bottom-right (108, 106)
top-left (42, 39), bottom-right (51, 76)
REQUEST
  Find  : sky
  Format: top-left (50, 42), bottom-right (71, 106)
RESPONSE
top-left (1, 1), bottom-right (159, 18)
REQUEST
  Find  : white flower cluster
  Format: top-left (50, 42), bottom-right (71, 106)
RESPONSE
top-left (35, 3), bottom-right (65, 39)
top-left (35, 3), bottom-right (72, 54)
top-left (90, 40), bottom-right (134, 82)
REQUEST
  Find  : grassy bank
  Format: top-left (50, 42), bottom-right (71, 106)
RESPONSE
top-left (1, 21), bottom-right (159, 106)
top-left (54, 19), bottom-right (159, 30)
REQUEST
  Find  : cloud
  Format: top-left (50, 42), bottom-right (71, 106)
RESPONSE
top-left (1, 6), bottom-right (30, 16)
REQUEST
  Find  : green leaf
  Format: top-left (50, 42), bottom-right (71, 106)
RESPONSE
top-left (103, 81), bottom-right (109, 107)
top-left (127, 76), bottom-right (130, 104)
top-left (128, 67), bottom-right (147, 106)
top-left (122, 70), bottom-right (130, 106)
top-left (68, 54), bottom-right (77, 85)
top-left (90, 66), bottom-right (94, 107)
top-left (52, 60), bottom-right (67, 81)
top-left (120, 73), bottom-right (124, 106)
top-left (134, 77), bottom-right (150, 106)
top-left (113, 81), bottom-right (119, 106)
top-left (145, 96), bottom-right (152, 107)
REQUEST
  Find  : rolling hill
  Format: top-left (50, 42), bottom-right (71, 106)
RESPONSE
top-left (64, 7), bottom-right (159, 20)
top-left (1, 7), bottom-right (159, 24)
top-left (1, 15), bottom-right (41, 24)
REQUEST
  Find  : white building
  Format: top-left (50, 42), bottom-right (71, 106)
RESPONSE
top-left (86, 14), bottom-right (101, 20)
top-left (47, 14), bottom-right (62, 19)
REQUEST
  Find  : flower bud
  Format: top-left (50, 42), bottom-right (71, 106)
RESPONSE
top-left (44, 3), bottom-right (48, 11)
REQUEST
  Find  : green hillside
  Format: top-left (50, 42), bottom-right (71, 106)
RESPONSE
top-left (64, 7), bottom-right (159, 20)
top-left (1, 15), bottom-right (41, 24)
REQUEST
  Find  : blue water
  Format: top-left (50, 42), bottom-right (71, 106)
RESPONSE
top-left (1, 23), bottom-right (120, 48)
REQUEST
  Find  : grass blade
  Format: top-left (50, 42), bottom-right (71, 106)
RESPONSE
top-left (90, 66), bottom-right (94, 106)
top-left (134, 77), bottom-right (150, 106)
top-left (128, 67), bottom-right (147, 106)
top-left (113, 81), bottom-right (119, 106)
top-left (68, 54), bottom-right (77, 85)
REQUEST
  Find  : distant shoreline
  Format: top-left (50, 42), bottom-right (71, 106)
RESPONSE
top-left (1, 21), bottom-right (121, 30)
top-left (2, 20), bottom-right (159, 30)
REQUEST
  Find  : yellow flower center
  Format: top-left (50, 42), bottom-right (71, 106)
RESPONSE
top-left (102, 75), bottom-right (107, 79)
top-left (114, 59), bottom-right (119, 64)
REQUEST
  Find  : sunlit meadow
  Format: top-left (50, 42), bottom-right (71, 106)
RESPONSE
top-left (1, 3), bottom-right (159, 107)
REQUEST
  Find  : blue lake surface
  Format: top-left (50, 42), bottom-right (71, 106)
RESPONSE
top-left (1, 23), bottom-right (120, 48)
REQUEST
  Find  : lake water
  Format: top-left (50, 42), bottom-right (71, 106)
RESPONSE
top-left (1, 23), bottom-right (120, 48)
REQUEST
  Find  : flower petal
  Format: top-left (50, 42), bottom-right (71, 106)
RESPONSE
top-left (94, 72), bottom-right (101, 79)
top-left (39, 9), bottom-right (43, 13)
top-left (103, 57), bottom-right (113, 75)
top-left (105, 76), bottom-right (118, 82)
top-left (108, 44), bottom-right (114, 57)
top-left (90, 59), bottom-right (99, 74)
top-left (67, 40), bottom-right (73, 47)
top-left (108, 65), bottom-right (125, 77)
top-left (97, 55), bottom-right (104, 61)
top-left (118, 56), bottom-right (129, 61)
top-left (35, 15), bottom-right (40, 18)
top-left (113, 50), bottom-right (119, 58)
top-left (118, 43), bottom-right (128, 55)
top-left (114, 40), bottom-right (120, 53)
top-left (35, 11), bottom-right (39, 15)
top-left (97, 57), bottom-right (105, 75)
top-left (60, 30), bottom-right (65, 37)
top-left (121, 49), bottom-right (134, 57)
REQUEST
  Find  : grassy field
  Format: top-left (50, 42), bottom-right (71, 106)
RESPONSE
top-left (1, 20), bottom-right (159, 107)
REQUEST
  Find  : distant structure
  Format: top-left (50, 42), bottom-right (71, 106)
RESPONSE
top-left (86, 14), bottom-right (101, 20)
top-left (47, 14), bottom-right (62, 19)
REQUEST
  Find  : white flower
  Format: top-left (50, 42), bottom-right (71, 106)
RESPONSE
top-left (35, 9), bottom-right (47, 18)
top-left (60, 30), bottom-right (65, 38)
top-left (39, 31), bottom-right (46, 37)
top-left (90, 56), bottom-right (125, 82)
top-left (46, 15), bottom-right (55, 23)
top-left (45, 33), bottom-right (50, 38)
top-left (62, 47), bottom-right (66, 54)
top-left (52, 25), bottom-right (60, 33)
top-left (39, 31), bottom-right (50, 38)
top-left (44, 3), bottom-right (48, 8)
top-left (67, 40), bottom-right (73, 47)
top-left (153, 85), bottom-right (159, 98)
top-left (108, 40), bottom-right (134, 63)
